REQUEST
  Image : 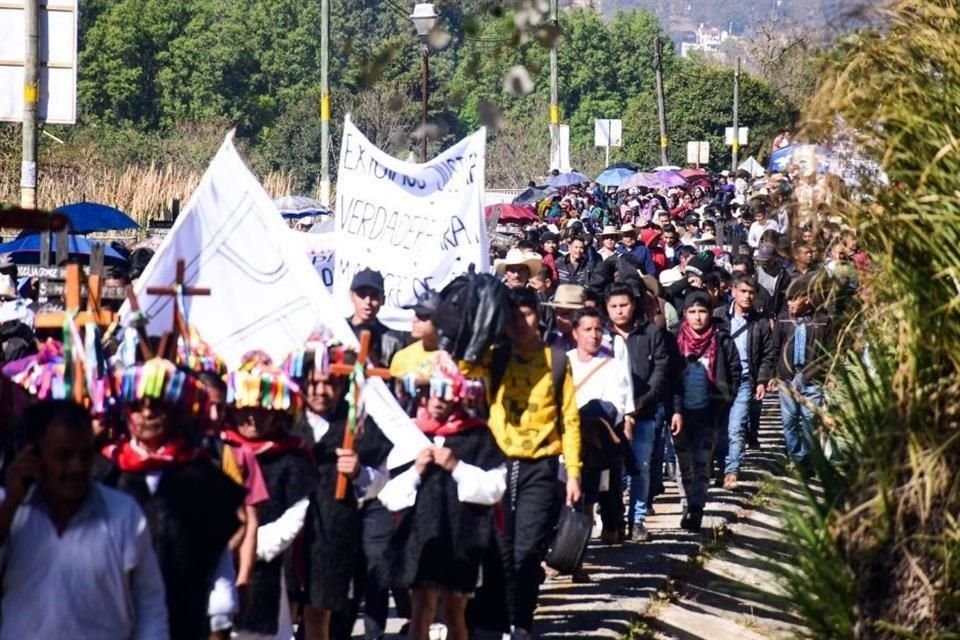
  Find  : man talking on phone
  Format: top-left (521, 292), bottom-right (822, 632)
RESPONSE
top-left (0, 401), bottom-right (169, 640)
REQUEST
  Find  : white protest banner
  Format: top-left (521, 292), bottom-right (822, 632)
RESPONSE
top-left (285, 226), bottom-right (335, 293)
top-left (124, 132), bottom-right (429, 466)
top-left (335, 115), bottom-right (488, 329)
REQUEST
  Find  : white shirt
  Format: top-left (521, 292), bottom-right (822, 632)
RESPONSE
top-left (0, 483), bottom-right (169, 640)
top-left (567, 345), bottom-right (635, 424)
top-left (747, 220), bottom-right (780, 248)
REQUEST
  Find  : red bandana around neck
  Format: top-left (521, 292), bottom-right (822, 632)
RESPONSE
top-left (105, 437), bottom-right (200, 474)
top-left (415, 406), bottom-right (486, 438)
top-left (221, 429), bottom-right (313, 460)
top-left (677, 322), bottom-right (719, 385)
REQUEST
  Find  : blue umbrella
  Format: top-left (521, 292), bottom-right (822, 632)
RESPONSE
top-left (548, 171), bottom-right (589, 188)
top-left (0, 232), bottom-right (127, 265)
top-left (56, 202), bottom-right (139, 234)
top-left (595, 167), bottom-right (636, 186)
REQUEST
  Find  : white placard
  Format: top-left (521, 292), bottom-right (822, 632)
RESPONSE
top-left (0, 0), bottom-right (78, 124)
top-left (123, 132), bottom-right (430, 467)
top-left (725, 126), bottom-right (749, 146)
top-left (594, 119), bottom-right (623, 147)
top-left (335, 115), bottom-right (488, 330)
top-left (686, 141), bottom-right (710, 165)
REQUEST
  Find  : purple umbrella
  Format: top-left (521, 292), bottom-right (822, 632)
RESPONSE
top-left (617, 170), bottom-right (687, 192)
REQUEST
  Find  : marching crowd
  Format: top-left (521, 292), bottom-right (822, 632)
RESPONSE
top-left (0, 165), bottom-right (863, 640)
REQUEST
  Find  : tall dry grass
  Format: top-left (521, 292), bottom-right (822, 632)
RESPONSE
top-left (0, 161), bottom-right (302, 229)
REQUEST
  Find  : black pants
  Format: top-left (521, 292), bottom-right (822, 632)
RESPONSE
top-left (500, 457), bottom-right (560, 632)
top-left (334, 499), bottom-right (411, 640)
top-left (675, 409), bottom-right (720, 511)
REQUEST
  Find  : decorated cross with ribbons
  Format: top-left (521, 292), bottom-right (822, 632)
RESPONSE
top-left (327, 330), bottom-right (392, 501)
top-left (34, 264), bottom-right (117, 405)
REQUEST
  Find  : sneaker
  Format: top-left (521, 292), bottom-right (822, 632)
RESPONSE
top-left (723, 473), bottom-right (738, 490)
top-left (631, 521), bottom-right (649, 542)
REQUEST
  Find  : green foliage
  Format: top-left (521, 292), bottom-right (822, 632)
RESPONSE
top-left (778, 0), bottom-right (960, 635)
top-left (53, 2), bottom-right (796, 191)
top-left (622, 56), bottom-right (793, 170)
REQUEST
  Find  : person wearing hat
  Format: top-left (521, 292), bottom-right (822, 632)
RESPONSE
top-left (674, 290), bottom-right (741, 531)
top-left (538, 232), bottom-right (560, 283)
top-left (379, 353), bottom-right (504, 640)
top-left (680, 214), bottom-right (701, 247)
top-left (216, 354), bottom-right (320, 640)
top-left (615, 224), bottom-right (656, 276)
top-left (280, 342), bottom-right (396, 640)
top-left (755, 241), bottom-right (792, 319)
top-left (390, 290), bottom-right (441, 379)
top-left (543, 284), bottom-right (586, 351)
top-left (346, 268), bottom-right (408, 368)
top-left (662, 249), bottom-right (713, 313)
top-left (597, 225), bottom-right (620, 261)
top-left (101, 357), bottom-right (247, 639)
top-left (770, 272), bottom-right (834, 476)
top-left (494, 249), bottom-right (543, 291)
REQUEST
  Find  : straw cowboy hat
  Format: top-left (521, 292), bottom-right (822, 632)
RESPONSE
top-left (599, 225), bottom-right (620, 238)
top-left (619, 223), bottom-right (636, 236)
top-left (543, 284), bottom-right (586, 310)
top-left (494, 249), bottom-right (543, 275)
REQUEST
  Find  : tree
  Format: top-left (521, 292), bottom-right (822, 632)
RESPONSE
top-left (622, 57), bottom-right (793, 170)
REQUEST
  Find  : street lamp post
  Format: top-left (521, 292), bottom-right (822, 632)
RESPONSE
top-left (410, 3), bottom-right (438, 163)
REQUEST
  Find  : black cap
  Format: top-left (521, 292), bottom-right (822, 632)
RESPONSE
top-left (402, 289), bottom-right (441, 318)
top-left (540, 231), bottom-right (559, 243)
top-left (684, 214), bottom-right (700, 226)
top-left (350, 268), bottom-right (384, 294)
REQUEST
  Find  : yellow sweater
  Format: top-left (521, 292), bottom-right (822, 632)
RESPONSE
top-left (463, 347), bottom-right (582, 478)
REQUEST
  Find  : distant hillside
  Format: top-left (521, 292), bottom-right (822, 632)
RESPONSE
top-left (600, 0), bottom-right (880, 41)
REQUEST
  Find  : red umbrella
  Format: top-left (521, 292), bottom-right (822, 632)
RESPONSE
top-left (485, 203), bottom-right (538, 225)
top-left (679, 168), bottom-right (708, 179)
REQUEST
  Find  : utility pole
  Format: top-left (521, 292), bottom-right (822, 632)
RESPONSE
top-left (549, 0), bottom-right (560, 171)
top-left (420, 44), bottom-right (429, 163)
top-left (319, 0), bottom-right (331, 206)
top-left (732, 56), bottom-right (740, 173)
top-left (654, 37), bottom-right (669, 167)
top-left (21, 0), bottom-right (39, 209)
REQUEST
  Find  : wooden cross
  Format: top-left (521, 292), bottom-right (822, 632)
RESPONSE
top-left (145, 259), bottom-right (211, 361)
top-left (34, 264), bottom-right (118, 404)
top-left (327, 330), bottom-right (392, 500)
top-left (34, 264), bottom-right (116, 330)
